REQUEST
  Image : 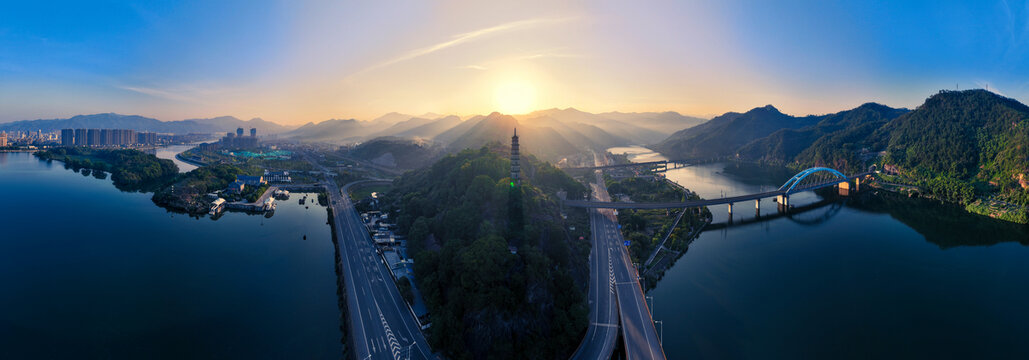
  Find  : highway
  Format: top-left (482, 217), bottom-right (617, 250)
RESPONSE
top-left (330, 176), bottom-right (434, 359)
top-left (306, 151), bottom-right (434, 360)
top-left (572, 153), bottom-right (666, 360)
top-left (594, 171), bottom-right (666, 360)
top-left (569, 178), bottom-right (620, 360)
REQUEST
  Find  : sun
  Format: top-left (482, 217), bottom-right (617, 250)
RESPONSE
top-left (493, 81), bottom-right (537, 114)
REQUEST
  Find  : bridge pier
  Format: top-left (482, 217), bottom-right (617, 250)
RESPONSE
top-left (727, 202), bottom-right (733, 222)
top-left (755, 199), bottom-right (760, 217)
top-left (838, 181), bottom-right (851, 196)
top-left (776, 195), bottom-right (790, 213)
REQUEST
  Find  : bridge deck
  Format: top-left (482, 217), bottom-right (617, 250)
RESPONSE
top-left (564, 173), bottom-right (869, 209)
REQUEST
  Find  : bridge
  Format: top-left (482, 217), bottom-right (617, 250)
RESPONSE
top-left (564, 167), bottom-right (871, 213)
top-left (565, 159), bottom-right (693, 172)
top-left (571, 153), bottom-right (666, 360)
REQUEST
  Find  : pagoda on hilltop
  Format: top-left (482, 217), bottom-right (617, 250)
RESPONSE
top-left (510, 128), bottom-right (520, 186)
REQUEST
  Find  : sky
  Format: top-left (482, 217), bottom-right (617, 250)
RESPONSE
top-left (2, 0), bottom-right (1029, 124)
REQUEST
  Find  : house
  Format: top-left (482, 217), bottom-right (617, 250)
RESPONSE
top-left (236, 175), bottom-right (267, 186)
top-left (227, 180), bottom-right (245, 194)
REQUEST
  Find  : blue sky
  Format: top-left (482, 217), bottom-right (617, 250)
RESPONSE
top-left (1, 0), bottom-right (1027, 124)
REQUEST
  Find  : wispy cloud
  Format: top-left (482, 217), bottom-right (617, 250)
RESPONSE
top-left (518, 53), bottom-right (582, 61)
top-left (118, 85), bottom-right (200, 103)
top-left (462, 65), bottom-right (488, 70)
top-left (352, 17), bottom-right (574, 77)
top-left (974, 81), bottom-right (1006, 96)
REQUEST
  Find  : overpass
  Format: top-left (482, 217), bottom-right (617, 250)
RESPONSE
top-left (571, 153), bottom-right (666, 360)
top-left (565, 157), bottom-right (728, 172)
top-left (570, 166), bottom-right (867, 360)
top-left (564, 168), bottom-right (871, 212)
top-left (565, 159), bottom-right (687, 171)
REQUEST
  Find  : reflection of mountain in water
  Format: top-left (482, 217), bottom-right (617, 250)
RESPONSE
top-left (848, 191), bottom-right (1029, 248)
top-left (718, 161), bottom-right (796, 186)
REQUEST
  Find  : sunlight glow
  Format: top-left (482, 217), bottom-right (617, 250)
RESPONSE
top-left (493, 81), bottom-right (537, 114)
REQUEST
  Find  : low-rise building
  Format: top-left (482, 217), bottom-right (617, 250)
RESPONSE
top-left (227, 180), bottom-right (245, 194)
top-left (209, 198), bottom-right (226, 215)
top-left (236, 175), bottom-right (266, 186)
top-left (264, 170), bottom-right (292, 183)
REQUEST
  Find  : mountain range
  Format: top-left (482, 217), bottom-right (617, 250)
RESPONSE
top-left (0, 113), bottom-right (294, 135)
top-left (284, 108), bottom-right (708, 163)
top-left (652, 89), bottom-right (1028, 207)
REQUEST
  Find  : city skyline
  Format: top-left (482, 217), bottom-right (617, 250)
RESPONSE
top-left (3, 1), bottom-right (1029, 125)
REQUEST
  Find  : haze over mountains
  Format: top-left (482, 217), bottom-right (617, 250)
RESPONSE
top-left (285, 108), bottom-right (708, 163)
top-left (0, 113), bottom-right (294, 135)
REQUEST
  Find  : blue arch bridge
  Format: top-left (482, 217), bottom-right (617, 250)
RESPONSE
top-left (563, 167), bottom-right (871, 213)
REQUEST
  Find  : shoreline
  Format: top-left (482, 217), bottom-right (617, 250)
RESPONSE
top-left (175, 152), bottom-right (208, 167)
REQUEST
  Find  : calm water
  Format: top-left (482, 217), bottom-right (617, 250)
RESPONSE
top-left (609, 146), bottom-right (1029, 359)
top-left (0, 152), bottom-right (341, 359)
top-left (153, 144), bottom-right (200, 173)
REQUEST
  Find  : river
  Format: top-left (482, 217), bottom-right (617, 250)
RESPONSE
top-left (608, 146), bottom-right (1029, 359)
top-left (152, 143), bottom-right (202, 173)
top-left (0, 152), bottom-right (341, 359)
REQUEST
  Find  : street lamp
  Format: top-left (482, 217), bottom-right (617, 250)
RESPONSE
top-left (655, 320), bottom-right (664, 346)
top-left (646, 295), bottom-right (654, 320)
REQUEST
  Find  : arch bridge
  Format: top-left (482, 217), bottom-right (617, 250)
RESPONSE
top-left (563, 167), bottom-right (870, 211)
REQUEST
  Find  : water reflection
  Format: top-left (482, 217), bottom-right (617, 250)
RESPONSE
top-left (849, 190), bottom-right (1029, 248)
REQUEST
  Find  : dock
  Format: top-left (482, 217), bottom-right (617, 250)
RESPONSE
top-left (225, 186), bottom-right (278, 212)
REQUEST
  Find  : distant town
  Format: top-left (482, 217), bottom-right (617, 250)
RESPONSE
top-left (0, 128), bottom-right (211, 150)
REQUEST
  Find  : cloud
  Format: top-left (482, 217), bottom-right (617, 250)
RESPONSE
top-left (462, 65), bottom-right (487, 70)
top-left (118, 85), bottom-right (201, 103)
top-left (974, 81), bottom-right (1006, 96)
top-left (518, 53), bottom-right (582, 61)
top-left (352, 17), bottom-right (574, 77)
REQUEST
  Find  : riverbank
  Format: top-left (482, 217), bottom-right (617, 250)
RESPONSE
top-left (603, 172), bottom-right (712, 290)
top-left (35, 148), bottom-right (268, 216)
top-left (175, 152), bottom-right (208, 167)
top-left (866, 174), bottom-right (1028, 224)
top-left (34, 148), bottom-right (178, 191)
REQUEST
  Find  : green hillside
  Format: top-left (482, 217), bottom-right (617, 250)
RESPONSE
top-left (384, 146), bottom-right (590, 359)
top-left (881, 90), bottom-right (1029, 206)
top-left (737, 102), bottom-right (908, 171)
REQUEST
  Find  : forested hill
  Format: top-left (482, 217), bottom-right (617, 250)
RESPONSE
top-left (653, 89), bottom-right (1028, 208)
top-left (384, 145), bottom-right (590, 359)
top-left (882, 90), bottom-right (1029, 203)
top-left (737, 102), bottom-right (909, 170)
top-left (883, 90), bottom-right (1027, 177)
top-left (652, 105), bottom-right (822, 159)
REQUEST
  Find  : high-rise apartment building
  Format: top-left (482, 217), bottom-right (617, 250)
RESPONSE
top-left (61, 129), bottom-right (75, 146)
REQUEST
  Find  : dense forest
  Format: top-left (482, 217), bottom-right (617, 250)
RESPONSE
top-left (881, 90), bottom-right (1029, 206)
top-left (383, 145), bottom-right (590, 359)
top-left (35, 147), bottom-right (178, 190)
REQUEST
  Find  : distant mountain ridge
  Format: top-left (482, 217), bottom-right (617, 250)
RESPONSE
top-left (650, 89), bottom-right (1028, 210)
top-left (653, 105), bottom-right (826, 159)
top-left (288, 108), bottom-right (710, 163)
top-left (0, 113), bottom-right (294, 134)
